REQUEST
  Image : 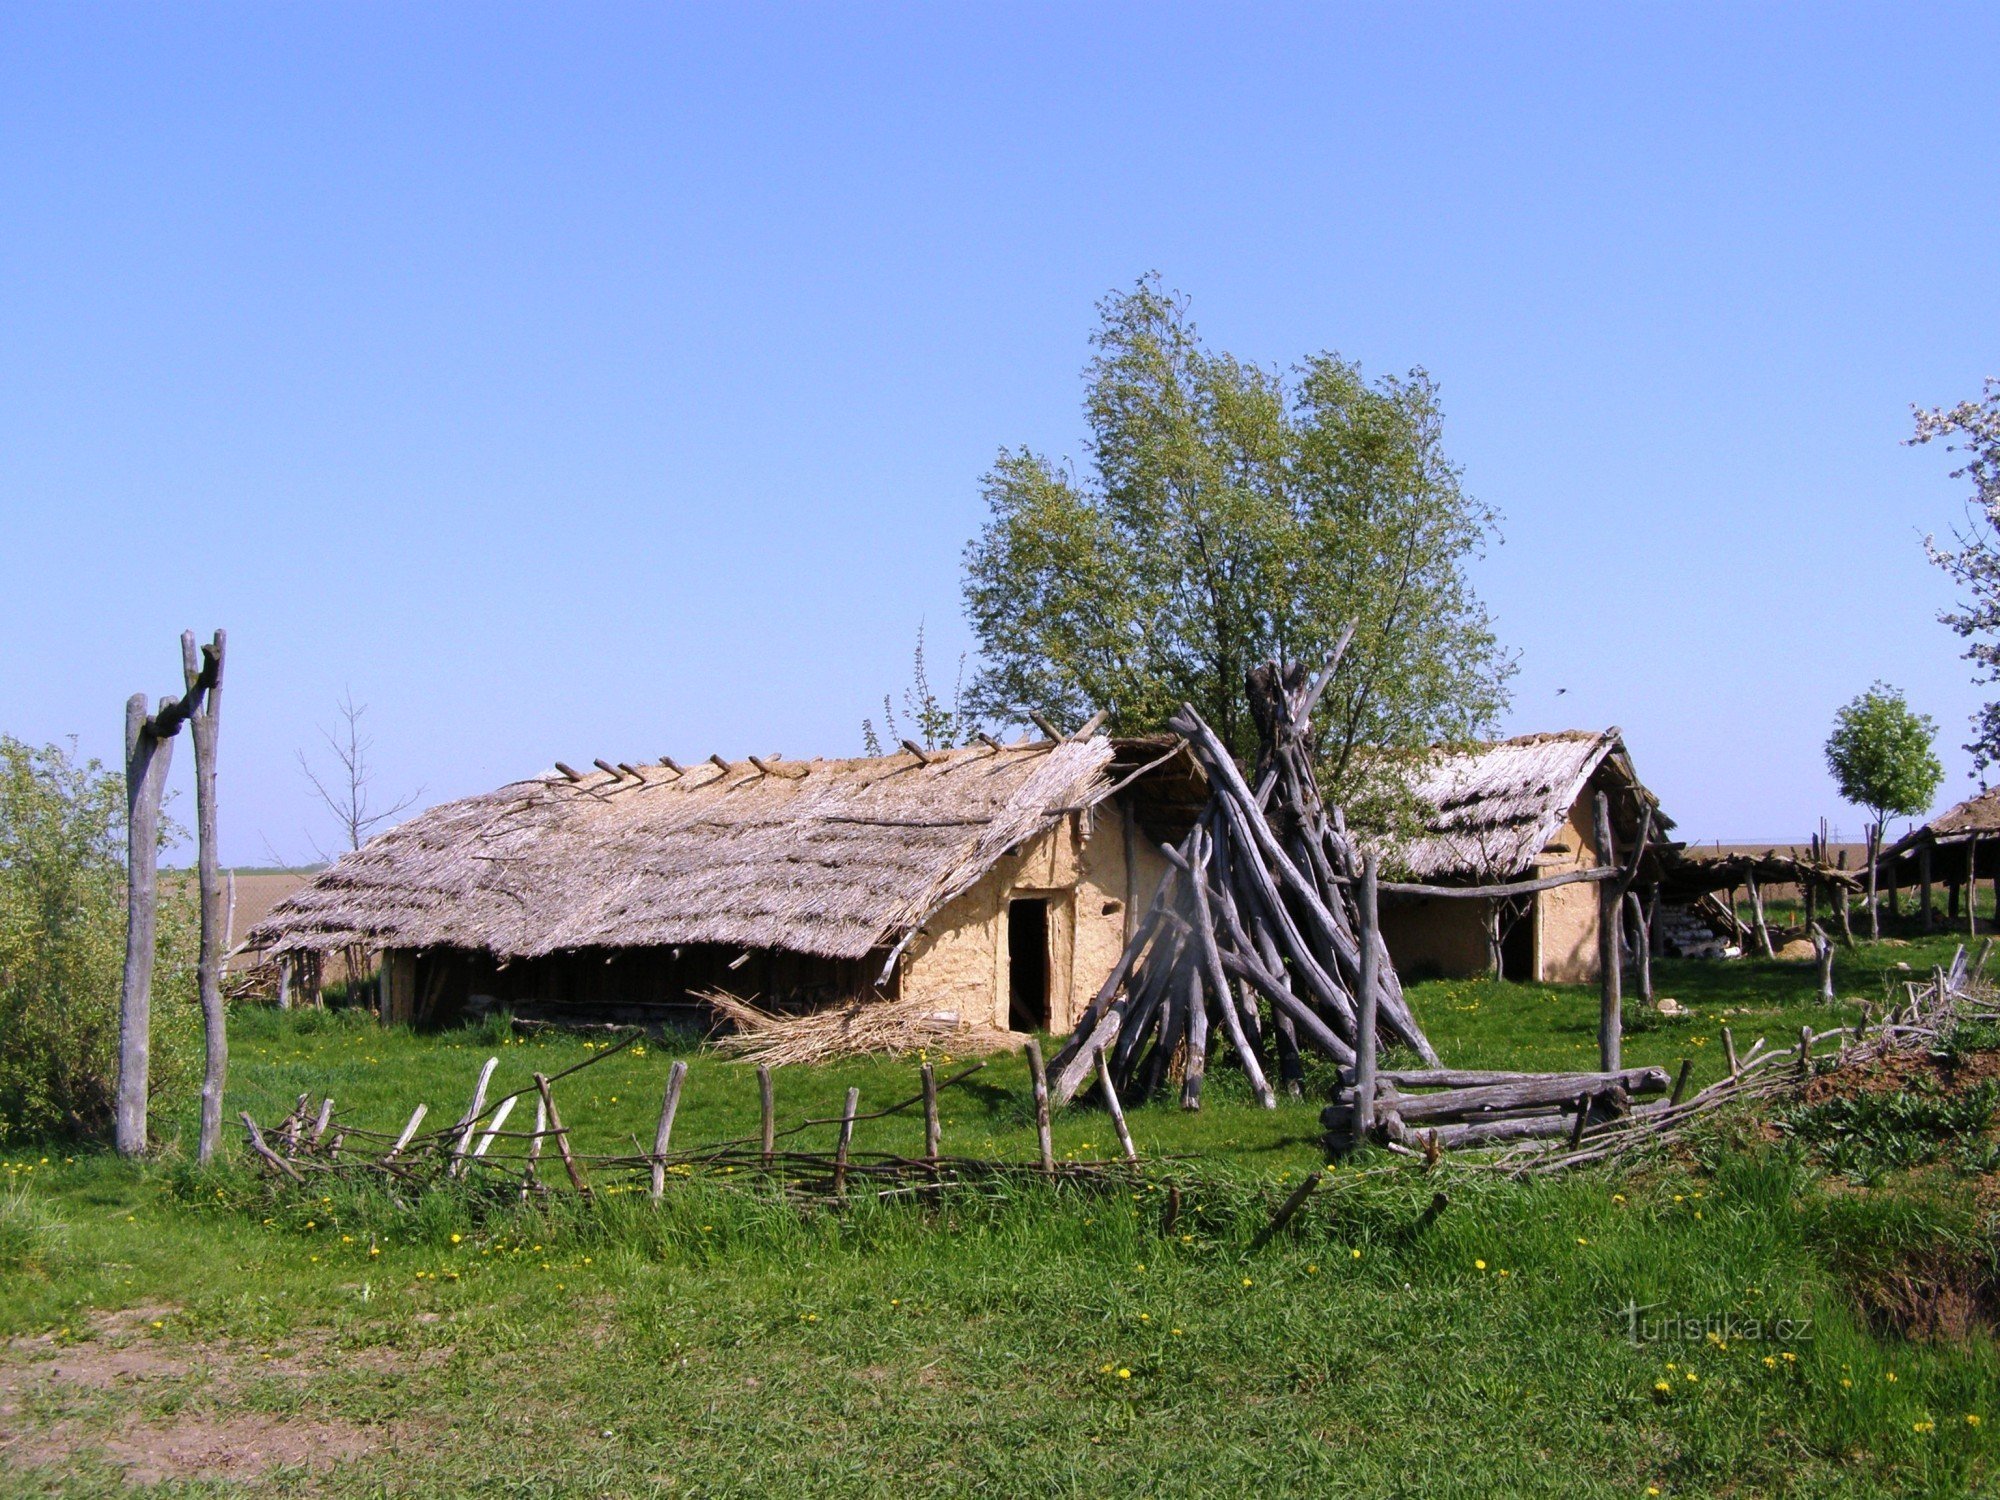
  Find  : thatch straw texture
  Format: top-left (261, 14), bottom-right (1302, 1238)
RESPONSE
top-left (703, 989), bottom-right (1017, 1066)
top-left (1896, 786), bottom-right (2000, 847)
top-left (1385, 729), bottom-right (1656, 881)
top-left (247, 740), bottom-right (1118, 963)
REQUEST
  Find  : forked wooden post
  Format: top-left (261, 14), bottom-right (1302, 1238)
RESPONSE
top-left (833, 1086), bottom-right (859, 1195)
top-left (1594, 792), bottom-right (1623, 1073)
top-left (1025, 1039), bottom-right (1054, 1175)
top-left (649, 1060), bottom-right (688, 1203)
top-left (183, 630), bottom-right (227, 1165)
top-left (920, 1063), bottom-right (940, 1167)
top-left (757, 1064), bottom-right (775, 1167)
top-left (1353, 850), bottom-right (1381, 1143)
top-left (534, 1072), bottom-right (590, 1197)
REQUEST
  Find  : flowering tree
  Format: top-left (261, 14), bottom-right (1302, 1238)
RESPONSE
top-left (1918, 380), bottom-right (2000, 774)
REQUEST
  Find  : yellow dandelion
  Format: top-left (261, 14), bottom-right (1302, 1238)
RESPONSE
top-left (450, 1233), bottom-right (462, 1244)
top-left (1968, 1414), bottom-right (1982, 1427)
top-left (1474, 1259), bottom-right (1486, 1270)
top-left (1117, 1368), bottom-right (1131, 1379)
top-left (1351, 1248), bottom-right (1362, 1259)
top-left (1654, 1380), bottom-right (1671, 1393)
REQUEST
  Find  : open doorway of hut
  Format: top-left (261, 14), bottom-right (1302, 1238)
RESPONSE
top-left (1500, 901), bottom-right (1536, 982)
top-left (1008, 897), bottom-right (1050, 1032)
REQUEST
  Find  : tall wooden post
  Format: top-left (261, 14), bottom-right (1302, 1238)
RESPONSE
top-left (1866, 822), bottom-right (1881, 941)
top-left (1920, 841), bottom-right (1935, 930)
top-left (117, 695), bottom-right (172, 1156)
top-left (183, 631), bottom-right (227, 1165)
top-left (1352, 850), bottom-right (1380, 1142)
top-left (1626, 889), bottom-right (1653, 1005)
top-left (1594, 791), bottom-right (1622, 1073)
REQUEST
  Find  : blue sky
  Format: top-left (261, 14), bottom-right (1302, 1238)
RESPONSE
top-left (2, 4), bottom-right (1995, 863)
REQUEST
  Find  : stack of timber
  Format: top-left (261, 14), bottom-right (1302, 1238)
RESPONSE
top-left (1321, 1064), bottom-right (1674, 1153)
top-left (1049, 657), bottom-right (1439, 1113)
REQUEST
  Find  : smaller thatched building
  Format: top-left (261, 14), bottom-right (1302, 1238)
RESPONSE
top-left (246, 737), bottom-right (1205, 1034)
top-left (1377, 728), bottom-right (1672, 983)
top-left (1882, 786), bottom-right (2000, 927)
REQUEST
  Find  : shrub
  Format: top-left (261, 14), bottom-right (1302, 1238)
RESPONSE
top-left (0, 736), bottom-right (200, 1144)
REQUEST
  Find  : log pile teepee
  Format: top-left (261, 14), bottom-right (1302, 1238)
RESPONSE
top-left (1049, 659), bottom-right (1438, 1112)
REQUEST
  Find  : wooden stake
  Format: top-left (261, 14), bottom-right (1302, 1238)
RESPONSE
top-left (1670, 1059), bottom-right (1693, 1107)
top-left (649, 1061), bottom-right (688, 1203)
top-left (449, 1056), bottom-right (500, 1174)
top-left (1797, 1025), bottom-right (1812, 1079)
top-left (1568, 1093), bottom-right (1592, 1151)
top-left (1100, 1065), bottom-right (1137, 1162)
top-left (1595, 792), bottom-right (1623, 1072)
top-left (534, 1073), bottom-right (589, 1197)
top-left (180, 631), bottom-right (228, 1164)
top-left (833, 1086), bottom-right (859, 1194)
top-left (1246, 1171), bottom-right (1322, 1255)
top-left (239, 1113), bottom-right (303, 1181)
top-left (920, 1063), bottom-right (940, 1168)
top-left (1722, 1026), bottom-right (1738, 1077)
top-left (1025, 1039), bottom-right (1054, 1174)
top-left (758, 1064), bottom-right (775, 1167)
top-left (473, 1095), bottom-right (516, 1157)
top-left (117, 694), bottom-right (173, 1156)
top-left (521, 1096), bottom-right (546, 1200)
top-left (1353, 850), bottom-right (1381, 1144)
top-left (383, 1102), bottom-right (428, 1163)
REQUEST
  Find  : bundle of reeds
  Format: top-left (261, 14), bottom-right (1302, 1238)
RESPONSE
top-left (703, 989), bottom-right (1017, 1068)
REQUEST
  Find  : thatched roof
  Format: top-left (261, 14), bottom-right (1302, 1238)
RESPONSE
top-left (1384, 728), bottom-right (1666, 882)
top-left (1889, 786), bottom-right (2000, 852)
top-left (247, 739), bottom-right (1129, 963)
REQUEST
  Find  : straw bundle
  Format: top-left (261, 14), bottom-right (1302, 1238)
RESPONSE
top-left (704, 989), bottom-right (1017, 1067)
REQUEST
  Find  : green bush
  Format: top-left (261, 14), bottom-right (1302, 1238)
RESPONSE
top-left (0, 736), bottom-right (200, 1144)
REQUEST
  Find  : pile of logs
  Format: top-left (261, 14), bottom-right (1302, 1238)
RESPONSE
top-left (1050, 657), bottom-right (1437, 1113)
top-left (1322, 1064), bottom-right (1675, 1154)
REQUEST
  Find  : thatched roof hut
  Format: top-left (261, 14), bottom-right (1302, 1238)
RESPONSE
top-left (1374, 728), bottom-right (1672, 983)
top-left (248, 737), bottom-right (1204, 1032)
top-left (1882, 786), bottom-right (2000, 925)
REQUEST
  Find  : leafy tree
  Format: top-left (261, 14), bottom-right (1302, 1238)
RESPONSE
top-left (1918, 380), bottom-right (2000, 776)
top-left (1825, 684), bottom-right (1944, 941)
top-left (961, 276), bottom-right (1512, 805)
top-left (0, 737), bottom-right (199, 1144)
top-left (863, 623), bottom-right (977, 754)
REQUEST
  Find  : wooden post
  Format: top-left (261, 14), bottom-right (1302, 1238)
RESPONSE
top-left (117, 693), bottom-right (174, 1156)
top-left (1747, 874), bottom-right (1774, 958)
top-left (920, 1063), bottom-right (940, 1167)
top-left (757, 1064), bottom-right (775, 1167)
top-left (1246, 1171), bottom-right (1321, 1255)
top-left (1797, 1024), bottom-right (1812, 1079)
top-left (534, 1073), bottom-right (589, 1197)
top-left (472, 1095), bottom-right (515, 1158)
top-left (449, 1056), bottom-right (499, 1174)
top-left (1813, 923), bottom-right (1835, 1002)
top-left (383, 1102), bottom-right (427, 1163)
top-left (1921, 841), bottom-right (1935, 930)
top-left (1836, 849), bottom-right (1854, 945)
top-left (1971, 837), bottom-right (1983, 937)
top-left (649, 1060), bottom-right (687, 1203)
top-left (1594, 792), bottom-right (1622, 1073)
top-left (1722, 1026), bottom-right (1738, 1077)
top-left (1626, 890), bottom-right (1653, 1005)
top-left (1670, 1059), bottom-right (1693, 1107)
top-left (1025, 1039), bottom-right (1054, 1174)
top-left (1353, 850), bottom-right (1381, 1143)
top-left (521, 1096), bottom-right (546, 1201)
top-left (1866, 822), bottom-right (1881, 942)
top-left (833, 1086), bottom-right (859, 1195)
top-left (181, 631), bottom-right (228, 1164)
top-left (1100, 1065), bottom-right (1137, 1162)
top-left (1567, 1092), bottom-right (1592, 1151)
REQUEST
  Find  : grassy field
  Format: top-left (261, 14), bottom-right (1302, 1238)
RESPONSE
top-left (3, 935), bottom-right (1997, 1497)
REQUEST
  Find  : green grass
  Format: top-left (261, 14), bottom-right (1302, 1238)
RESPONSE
top-left (3, 939), bottom-right (1998, 1497)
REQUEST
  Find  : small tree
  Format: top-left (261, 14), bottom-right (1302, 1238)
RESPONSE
top-left (0, 737), bottom-right (199, 1144)
top-left (1824, 683), bottom-right (1944, 939)
top-left (297, 691), bottom-right (421, 856)
top-left (862, 623), bottom-right (977, 755)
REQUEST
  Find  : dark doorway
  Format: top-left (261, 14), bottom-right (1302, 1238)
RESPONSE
top-left (1008, 898), bottom-right (1050, 1032)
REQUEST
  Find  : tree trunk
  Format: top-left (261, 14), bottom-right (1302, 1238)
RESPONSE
top-left (184, 631), bottom-right (227, 1165)
top-left (117, 696), bottom-right (173, 1157)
